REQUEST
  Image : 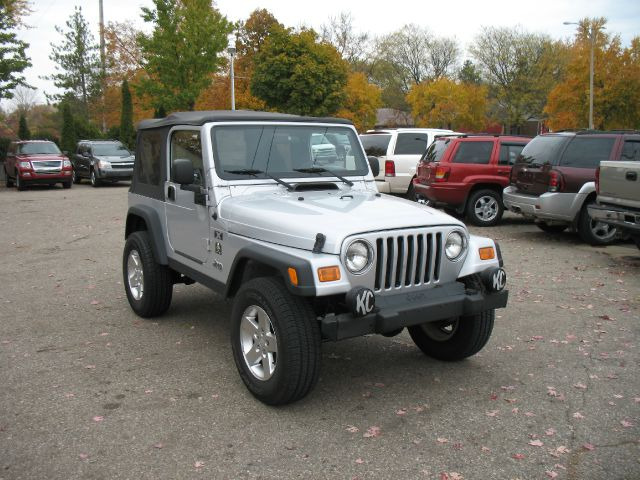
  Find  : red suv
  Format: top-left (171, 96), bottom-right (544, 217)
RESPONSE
top-left (413, 135), bottom-right (530, 226)
top-left (4, 140), bottom-right (73, 190)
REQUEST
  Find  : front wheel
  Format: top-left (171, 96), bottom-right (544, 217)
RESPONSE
top-left (90, 169), bottom-right (100, 187)
top-left (577, 201), bottom-right (617, 246)
top-left (231, 277), bottom-right (321, 405)
top-left (16, 173), bottom-right (26, 191)
top-left (408, 310), bottom-right (495, 361)
top-left (72, 169), bottom-right (81, 184)
top-left (62, 181), bottom-right (72, 189)
top-left (466, 189), bottom-right (503, 226)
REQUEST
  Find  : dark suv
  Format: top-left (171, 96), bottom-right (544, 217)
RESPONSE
top-left (71, 140), bottom-right (134, 187)
top-left (414, 135), bottom-right (530, 226)
top-left (503, 131), bottom-right (640, 245)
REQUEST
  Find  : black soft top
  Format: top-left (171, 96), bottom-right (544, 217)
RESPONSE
top-left (137, 110), bottom-right (353, 130)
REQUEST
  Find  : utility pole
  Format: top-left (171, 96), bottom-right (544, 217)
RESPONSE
top-left (588, 26), bottom-right (594, 130)
top-left (99, 0), bottom-right (106, 133)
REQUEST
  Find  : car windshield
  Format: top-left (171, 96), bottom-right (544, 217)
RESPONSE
top-left (420, 138), bottom-right (451, 163)
top-left (93, 143), bottom-right (131, 156)
top-left (212, 125), bottom-right (368, 179)
top-left (18, 142), bottom-right (61, 155)
top-left (517, 135), bottom-right (568, 166)
top-left (360, 134), bottom-right (391, 156)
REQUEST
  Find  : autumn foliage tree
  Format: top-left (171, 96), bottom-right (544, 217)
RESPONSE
top-left (336, 72), bottom-right (381, 131)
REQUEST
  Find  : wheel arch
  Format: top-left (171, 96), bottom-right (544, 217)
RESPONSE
top-left (125, 205), bottom-right (168, 265)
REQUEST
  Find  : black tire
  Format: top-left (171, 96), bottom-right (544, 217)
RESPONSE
top-left (72, 169), bottom-right (81, 184)
top-left (407, 310), bottom-right (495, 361)
top-left (122, 231), bottom-right (173, 318)
top-left (536, 222), bottom-right (567, 234)
top-left (405, 181), bottom-right (417, 201)
top-left (16, 173), bottom-right (26, 191)
top-left (231, 277), bottom-right (321, 405)
top-left (5, 169), bottom-right (13, 188)
top-left (631, 234), bottom-right (640, 250)
top-left (577, 201), bottom-right (617, 246)
top-left (62, 181), bottom-right (72, 189)
top-left (90, 169), bottom-right (100, 187)
top-left (465, 189), bottom-right (503, 226)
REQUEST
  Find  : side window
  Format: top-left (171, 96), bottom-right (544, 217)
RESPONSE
top-left (170, 130), bottom-right (204, 186)
top-left (560, 137), bottom-right (615, 168)
top-left (137, 130), bottom-right (163, 185)
top-left (499, 143), bottom-right (526, 165)
top-left (394, 133), bottom-right (430, 155)
top-left (452, 141), bottom-right (493, 164)
top-left (621, 140), bottom-right (640, 161)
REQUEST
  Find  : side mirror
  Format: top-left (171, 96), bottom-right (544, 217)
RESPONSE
top-left (172, 158), bottom-right (194, 185)
top-left (367, 156), bottom-right (380, 177)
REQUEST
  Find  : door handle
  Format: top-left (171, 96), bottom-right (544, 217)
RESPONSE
top-left (167, 185), bottom-right (176, 201)
top-left (625, 171), bottom-right (637, 181)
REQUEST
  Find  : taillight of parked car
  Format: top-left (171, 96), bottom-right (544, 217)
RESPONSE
top-left (548, 170), bottom-right (564, 192)
top-left (434, 165), bottom-right (450, 182)
top-left (595, 166), bottom-right (600, 194)
top-left (385, 160), bottom-right (395, 177)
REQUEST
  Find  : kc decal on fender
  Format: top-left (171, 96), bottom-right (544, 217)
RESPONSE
top-left (481, 267), bottom-right (507, 292)
top-left (346, 287), bottom-right (376, 317)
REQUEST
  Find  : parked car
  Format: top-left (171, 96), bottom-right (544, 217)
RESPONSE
top-left (72, 140), bottom-right (135, 187)
top-left (588, 141), bottom-right (640, 249)
top-left (503, 130), bottom-right (640, 245)
top-left (3, 140), bottom-right (72, 190)
top-left (413, 134), bottom-right (530, 226)
top-left (122, 111), bottom-right (508, 405)
top-left (360, 128), bottom-right (457, 198)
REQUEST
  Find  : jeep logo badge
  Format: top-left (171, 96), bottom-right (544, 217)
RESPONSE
top-left (346, 287), bottom-right (375, 317)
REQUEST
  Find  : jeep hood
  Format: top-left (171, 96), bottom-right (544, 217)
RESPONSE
top-left (219, 189), bottom-right (465, 254)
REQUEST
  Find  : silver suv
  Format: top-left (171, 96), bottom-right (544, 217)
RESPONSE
top-left (122, 111), bottom-right (508, 405)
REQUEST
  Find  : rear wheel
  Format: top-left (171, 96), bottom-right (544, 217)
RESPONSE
top-left (536, 222), bottom-right (567, 234)
top-left (577, 201), bottom-right (617, 246)
top-left (5, 169), bottom-right (13, 187)
top-left (408, 310), bottom-right (495, 361)
top-left (405, 182), bottom-right (418, 201)
top-left (90, 169), bottom-right (100, 187)
top-left (466, 189), bottom-right (503, 226)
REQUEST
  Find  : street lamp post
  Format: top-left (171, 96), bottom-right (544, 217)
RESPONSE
top-left (563, 21), bottom-right (600, 130)
top-left (227, 34), bottom-right (236, 111)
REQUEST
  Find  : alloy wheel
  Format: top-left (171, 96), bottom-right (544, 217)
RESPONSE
top-left (474, 195), bottom-right (499, 222)
top-left (127, 249), bottom-right (144, 301)
top-left (239, 305), bottom-right (278, 381)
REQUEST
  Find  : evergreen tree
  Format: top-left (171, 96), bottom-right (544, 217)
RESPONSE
top-left (119, 79), bottom-right (134, 148)
top-left (60, 103), bottom-right (76, 154)
top-left (0, 2), bottom-right (31, 99)
top-left (18, 113), bottom-right (29, 139)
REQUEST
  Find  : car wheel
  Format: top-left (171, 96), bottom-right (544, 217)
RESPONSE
top-left (62, 181), bottom-right (72, 189)
top-left (407, 310), bottom-right (495, 361)
top-left (577, 201), bottom-right (617, 246)
top-left (466, 189), bottom-right (503, 226)
top-left (90, 169), bottom-right (100, 187)
top-left (16, 173), bottom-right (26, 191)
top-left (405, 182), bottom-right (418, 201)
top-left (231, 277), bottom-right (321, 405)
top-left (631, 234), bottom-right (640, 250)
top-left (72, 169), bottom-right (81, 184)
top-left (123, 231), bottom-right (173, 318)
top-left (536, 222), bottom-right (567, 234)
top-left (5, 170), bottom-right (13, 188)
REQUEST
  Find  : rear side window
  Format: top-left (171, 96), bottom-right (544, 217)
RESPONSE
top-left (360, 134), bottom-right (391, 156)
top-left (452, 141), bottom-right (493, 164)
top-left (421, 139), bottom-right (451, 163)
top-left (394, 133), bottom-right (429, 155)
top-left (560, 137), bottom-right (615, 168)
top-left (621, 140), bottom-right (640, 161)
top-left (499, 143), bottom-right (527, 165)
top-left (170, 130), bottom-right (204, 186)
top-left (136, 130), bottom-right (163, 185)
top-left (518, 135), bottom-right (568, 166)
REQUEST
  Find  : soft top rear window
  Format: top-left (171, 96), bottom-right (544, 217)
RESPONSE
top-left (360, 134), bottom-right (391, 157)
top-left (517, 135), bottom-right (569, 166)
top-left (420, 138), bottom-right (452, 163)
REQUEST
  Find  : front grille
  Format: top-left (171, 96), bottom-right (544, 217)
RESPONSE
top-left (31, 160), bottom-right (62, 171)
top-left (111, 163), bottom-right (134, 169)
top-left (374, 231), bottom-right (443, 291)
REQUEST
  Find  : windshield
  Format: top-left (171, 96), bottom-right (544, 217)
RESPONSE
top-left (212, 125), bottom-right (368, 180)
top-left (517, 135), bottom-right (568, 166)
top-left (18, 142), bottom-right (61, 155)
top-left (360, 134), bottom-right (391, 156)
top-left (93, 143), bottom-right (131, 156)
top-left (421, 138), bottom-right (451, 163)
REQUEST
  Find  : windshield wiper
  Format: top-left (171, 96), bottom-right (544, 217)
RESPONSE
top-left (224, 168), bottom-right (294, 191)
top-left (294, 167), bottom-right (353, 187)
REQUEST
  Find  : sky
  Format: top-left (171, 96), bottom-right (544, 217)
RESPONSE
top-left (9, 0), bottom-right (640, 109)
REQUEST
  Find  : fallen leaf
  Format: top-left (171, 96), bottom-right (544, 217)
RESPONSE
top-left (92, 416), bottom-right (104, 422)
top-left (355, 458), bottom-right (364, 464)
top-left (572, 412), bottom-right (585, 419)
top-left (373, 382), bottom-right (385, 388)
top-left (556, 446), bottom-right (570, 454)
top-left (396, 408), bottom-right (407, 416)
top-left (90, 300), bottom-right (100, 305)
top-left (84, 365), bottom-right (96, 369)
top-left (524, 412), bottom-right (535, 417)
top-left (153, 443), bottom-right (164, 449)
top-left (512, 453), bottom-right (526, 460)
top-left (582, 443), bottom-right (595, 451)
top-left (481, 446), bottom-right (491, 452)
top-left (437, 437), bottom-right (449, 444)
top-left (363, 426), bottom-right (381, 438)
top-left (194, 461), bottom-right (204, 469)
top-left (545, 471), bottom-right (558, 479)
top-left (345, 425), bottom-right (359, 433)
top-left (528, 439), bottom-right (544, 447)
top-left (573, 383), bottom-right (587, 390)
top-left (79, 453), bottom-right (88, 460)
top-left (621, 420), bottom-right (633, 427)
top-left (545, 428), bottom-right (556, 436)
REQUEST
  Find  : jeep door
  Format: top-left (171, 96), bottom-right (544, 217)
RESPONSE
top-left (165, 129), bottom-right (210, 265)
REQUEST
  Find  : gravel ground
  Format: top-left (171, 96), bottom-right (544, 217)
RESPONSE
top-left (0, 182), bottom-right (638, 480)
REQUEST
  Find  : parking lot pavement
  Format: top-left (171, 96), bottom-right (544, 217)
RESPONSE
top-left (0, 184), bottom-right (638, 480)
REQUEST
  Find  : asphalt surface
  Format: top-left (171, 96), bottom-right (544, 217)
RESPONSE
top-left (0, 182), bottom-right (638, 480)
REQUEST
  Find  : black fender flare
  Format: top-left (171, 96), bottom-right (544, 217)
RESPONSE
top-left (125, 205), bottom-right (168, 265)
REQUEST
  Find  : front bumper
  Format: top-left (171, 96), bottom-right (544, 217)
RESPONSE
top-left (97, 167), bottom-right (133, 180)
top-left (588, 203), bottom-right (640, 233)
top-left (320, 281), bottom-right (508, 341)
top-left (413, 181), bottom-right (468, 207)
top-left (19, 170), bottom-right (72, 183)
top-left (503, 186), bottom-right (582, 222)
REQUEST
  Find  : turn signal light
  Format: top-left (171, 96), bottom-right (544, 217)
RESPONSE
top-left (287, 267), bottom-right (298, 286)
top-left (479, 247), bottom-right (495, 260)
top-left (318, 266), bottom-right (341, 282)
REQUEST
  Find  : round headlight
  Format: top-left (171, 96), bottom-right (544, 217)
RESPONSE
top-left (445, 231), bottom-right (466, 260)
top-left (345, 240), bottom-right (372, 274)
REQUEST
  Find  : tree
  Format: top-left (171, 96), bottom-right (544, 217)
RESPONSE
top-left (0, 1), bottom-right (31, 99)
top-left (137, 0), bottom-right (233, 113)
top-left (104, 21), bottom-right (144, 84)
top-left (320, 12), bottom-right (370, 66)
top-left (458, 60), bottom-right (482, 85)
top-left (47, 6), bottom-right (102, 118)
top-left (251, 27), bottom-right (348, 116)
top-left (429, 37), bottom-right (459, 80)
top-left (18, 112), bottom-right (29, 139)
top-left (336, 72), bottom-right (382, 132)
top-left (119, 79), bottom-right (134, 148)
top-left (407, 78), bottom-right (488, 131)
top-left (60, 102), bottom-right (76, 154)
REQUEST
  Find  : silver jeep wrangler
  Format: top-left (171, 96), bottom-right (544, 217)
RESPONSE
top-left (123, 111), bottom-right (508, 405)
